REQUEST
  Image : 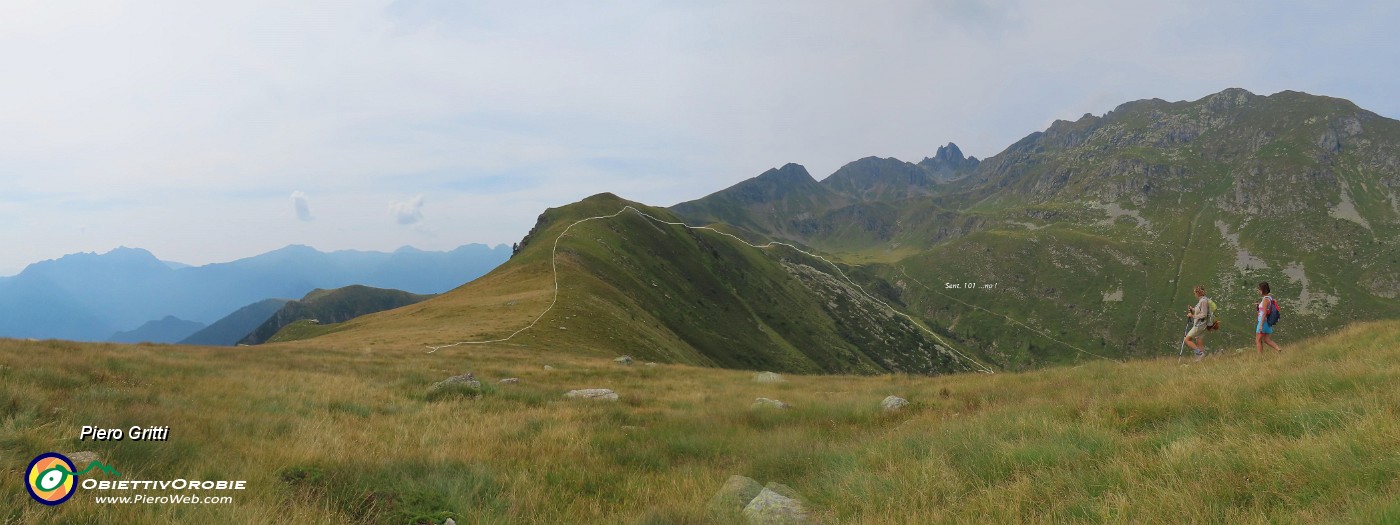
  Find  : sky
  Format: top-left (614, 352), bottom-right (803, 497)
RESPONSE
top-left (2, 1), bottom-right (1398, 275)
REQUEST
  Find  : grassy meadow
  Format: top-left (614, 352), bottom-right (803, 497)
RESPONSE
top-left (3, 320), bottom-right (1400, 523)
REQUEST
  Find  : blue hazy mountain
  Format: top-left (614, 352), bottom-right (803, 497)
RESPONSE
top-left (0, 243), bottom-right (510, 342)
top-left (107, 316), bottom-right (206, 344)
top-left (178, 298), bottom-right (292, 347)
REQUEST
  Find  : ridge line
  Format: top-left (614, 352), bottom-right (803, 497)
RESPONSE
top-left (426, 206), bottom-right (995, 374)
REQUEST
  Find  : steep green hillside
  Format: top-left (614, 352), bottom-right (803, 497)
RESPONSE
top-left (179, 298), bottom-right (291, 346)
top-left (668, 163), bottom-right (851, 244)
top-left (240, 286), bottom-right (434, 345)
top-left (673, 88), bottom-right (1400, 370)
top-left (319, 193), bottom-right (980, 375)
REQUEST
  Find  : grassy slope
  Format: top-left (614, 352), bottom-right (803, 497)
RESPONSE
top-left (318, 193), bottom-right (966, 375)
top-left (3, 321), bottom-right (1399, 523)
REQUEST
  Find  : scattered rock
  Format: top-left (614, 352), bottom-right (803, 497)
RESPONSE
top-left (430, 373), bottom-right (481, 391)
top-left (565, 389), bottom-right (618, 401)
top-left (543, 365), bottom-right (554, 370)
top-left (751, 398), bottom-right (791, 410)
top-left (645, 362), bottom-right (658, 367)
top-left (497, 378), bottom-right (520, 384)
top-left (613, 355), bottom-right (635, 366)
top-left (881, 395), bottom-right (909, 411)
top-left (707, 475), bottom-right (764, 515)
top-left (754, 371), bottom-right (783, 383)
top-left (444, 519), bottom-right (456, 525)
top-left (67, 451), bottom-right (101, 464)
top-left (743, 487), bottom-right (811, 524)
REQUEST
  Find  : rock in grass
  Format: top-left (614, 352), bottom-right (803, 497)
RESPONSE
top-left (707, 475), bottom-right (764, 514)
top-left (497, 378), bottom-right (520, 384)
top-left (67, 451), bottom-right (101, 464)
top-left (743, 487), bottom-right (811, 524)
top-left (881, 395), bottom-right (909, 411)
top-left (543, 365), bottom-right (554, 370)
top-left (444, 519), bottom-right (456, 525)
top-left (565, 389), bottom-right (618, 401)
top-left (430, 373), bottom-right (481, 391)
top-left (614, 355), bottom-right (635, 366)
top-left (754, 371), bottom-right (783, 383)
top-left (645, 362), bottom-right (658, 367)
top-left (751, 397), bottom-right (791, 410)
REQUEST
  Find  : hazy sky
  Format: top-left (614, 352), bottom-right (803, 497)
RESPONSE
top-left (3, 1), bottom-right (1398, 275)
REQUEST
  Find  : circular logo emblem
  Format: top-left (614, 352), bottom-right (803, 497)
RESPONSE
top-left (26, 453), bottom-right (77, 506)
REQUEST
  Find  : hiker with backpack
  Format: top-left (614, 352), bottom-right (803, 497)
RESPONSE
top-left (1255, 281), bottom-right (1282, 354)
top-left (1184, 284), bottom-right (1213, 361)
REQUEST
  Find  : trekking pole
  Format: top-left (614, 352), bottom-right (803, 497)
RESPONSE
top-left (1176, 318), bottom-right (1191, 364)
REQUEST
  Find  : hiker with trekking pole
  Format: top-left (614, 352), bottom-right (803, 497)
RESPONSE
top-left (1181, 284), bottom-right (1215, 362)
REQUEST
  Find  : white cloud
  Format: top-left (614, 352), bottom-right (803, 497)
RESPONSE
top-left (1, 0), bottom-right (1398, 271)
top-left (291, 191), bottom-right (313, 221)
top-left (390, 194), bottom-right (425, 225)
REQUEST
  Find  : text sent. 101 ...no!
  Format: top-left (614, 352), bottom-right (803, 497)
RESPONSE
top-left (945, 282), bottom-right (998, 290)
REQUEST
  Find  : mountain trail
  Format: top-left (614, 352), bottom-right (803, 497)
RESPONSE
top-left (425, 206), bottom-right (996, 374)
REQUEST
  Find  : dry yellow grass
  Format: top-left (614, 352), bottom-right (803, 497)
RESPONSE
top-left (3, 321), bottom-right (1399, 523)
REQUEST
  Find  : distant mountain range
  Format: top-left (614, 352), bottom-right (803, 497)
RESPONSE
top-left (0, 244), bottom-right (509, 342)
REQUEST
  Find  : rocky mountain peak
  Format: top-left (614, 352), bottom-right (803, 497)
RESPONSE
top-left (935, 142), bottom-right (964, 163)
top-left (756, 163), bottom-right (816, 184)
top-left (918, 142), bottom-right (980, 179)
top-left (1205, 87), bottom-right (1256, 112)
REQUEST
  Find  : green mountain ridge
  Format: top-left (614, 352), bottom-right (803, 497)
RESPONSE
top-left (240, 286), bottom-right (435, 345)
top-left (672, 87), bottom-right (1400, 369)
top-left (499, 194), bottom-right (977, 374)
top-left (179, 298), bottom-right (292, 346)
top-left (300, 87), bottom-right (1399, 374)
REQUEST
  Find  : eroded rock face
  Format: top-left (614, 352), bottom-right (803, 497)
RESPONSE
top-left (564, 389), bottom-right (618, 401)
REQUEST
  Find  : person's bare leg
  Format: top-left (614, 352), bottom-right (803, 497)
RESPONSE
top-left (1263, 334), bottom-right (1281, 352)
top-left (1256, 332), bottom-right (1264, 354)
top-left (1185, 336), bottom-right (1201, 352)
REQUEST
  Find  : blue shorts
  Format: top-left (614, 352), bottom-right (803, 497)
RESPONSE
top-left (1256, 318), bottom-right (1272, 334)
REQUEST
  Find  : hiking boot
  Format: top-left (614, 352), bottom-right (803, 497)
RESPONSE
top-left (1193, 350), bottom-right (1205, 362)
